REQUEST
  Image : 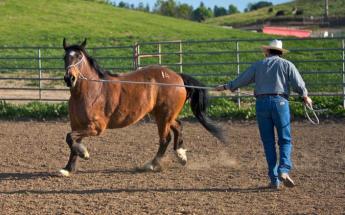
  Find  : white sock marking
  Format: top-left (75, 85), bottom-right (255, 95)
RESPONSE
top-left (59, 169), bottom-right (70, 177)
top-left (176, 148), bottom-right (187, 163)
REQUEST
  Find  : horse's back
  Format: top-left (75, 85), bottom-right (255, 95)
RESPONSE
top-left (132, 65), bottom-right (187, 103)
top-left (124, 65), bottom-right (184, 84)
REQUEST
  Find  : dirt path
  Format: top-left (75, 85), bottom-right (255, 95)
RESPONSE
top-left (0, 120), bottom-right (344, 214)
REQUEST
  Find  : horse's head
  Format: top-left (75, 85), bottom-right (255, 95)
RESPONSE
top-left (63, 38), bottom-right (87, 88)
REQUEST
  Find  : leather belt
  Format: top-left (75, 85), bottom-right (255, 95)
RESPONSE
top-left (255, 93), bottom-right (288, 100)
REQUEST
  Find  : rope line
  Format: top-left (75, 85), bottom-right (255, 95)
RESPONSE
top-left (304, 104), bottom-right (320, 125)
top-left (69, 52), bottom-right (320, 126)
top-left (79, 76), bottom-right (215, 90)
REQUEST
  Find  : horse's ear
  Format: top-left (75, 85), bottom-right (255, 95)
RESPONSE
top-left (63, 38), bottom-right (68, 50)
top-left (81, 38), bottom-right (87, 49)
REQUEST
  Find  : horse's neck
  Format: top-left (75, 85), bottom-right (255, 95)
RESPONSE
top-left (71, 67), bottom-right (103, 99)
top-left (80, 65), bottom-right (100, 81)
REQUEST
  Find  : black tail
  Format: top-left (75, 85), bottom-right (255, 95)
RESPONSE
top-left (179, 73), bottom-right (225, 143)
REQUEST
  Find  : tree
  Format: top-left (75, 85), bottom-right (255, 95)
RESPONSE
top-left (137, 2), bottom-right (145, 11)
top-left (145, 3), bottom-right (150, 12)
top-left (246, 1), bottom-right (273, 11)
top-left (214, 6), bottom-right (228, 17)
top-left (137, 2), bottom-right (150, 12)
top-left (192, 2), bottom-right (213, 22)
top-left (176, 3), bottom-right (193, 19)
top-left (228, 4), bottom-right (239, 15)
top-left (118, 1), bottom-right (129, 8)
top-left (154, 0), bottom-right (177, 17)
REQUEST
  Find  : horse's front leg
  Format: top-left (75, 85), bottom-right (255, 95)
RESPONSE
top-left (59, 127), bottom-right (101, 177)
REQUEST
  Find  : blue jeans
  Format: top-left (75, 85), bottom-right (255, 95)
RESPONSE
top-left (256, 95), bottom-right (292, 185)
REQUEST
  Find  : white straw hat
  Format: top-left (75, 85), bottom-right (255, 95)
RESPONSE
top-left (262, 39), bottom-right (289, 53)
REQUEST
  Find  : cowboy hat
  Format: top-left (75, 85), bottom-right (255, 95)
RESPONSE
top-left (262, 39), bottom-right (289, 53)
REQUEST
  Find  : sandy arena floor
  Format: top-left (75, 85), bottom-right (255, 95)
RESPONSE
top-left (0, 120), bottom-right (344, 214)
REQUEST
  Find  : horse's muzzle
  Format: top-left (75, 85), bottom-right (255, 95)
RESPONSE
top-left (64, 74), bottom-right (75, 87)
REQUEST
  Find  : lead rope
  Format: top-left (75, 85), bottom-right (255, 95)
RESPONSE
top-left (303, 103), bottom-right (320, 125)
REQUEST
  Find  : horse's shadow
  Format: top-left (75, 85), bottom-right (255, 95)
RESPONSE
top-left (0, 186), bottom-right (276, 195)
top-left (0, 171), bottom-right (52, 181)
top-left (0, 169), bottom-right (278, 194)
top-left (0, 168), bottom-right (140, 181)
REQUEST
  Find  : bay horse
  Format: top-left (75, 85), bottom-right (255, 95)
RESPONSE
top-left (59, 38), bottom-right (225, 177)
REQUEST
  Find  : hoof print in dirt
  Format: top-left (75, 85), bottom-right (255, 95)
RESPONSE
top-left (135, 162), bottom-right (162, 173)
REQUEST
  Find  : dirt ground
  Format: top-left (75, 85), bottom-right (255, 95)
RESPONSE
top-left (0, 119), bottom-right (344, 214)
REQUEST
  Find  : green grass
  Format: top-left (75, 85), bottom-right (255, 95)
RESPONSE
top-left (0, 0), bottom-right (259, 46)
top-left (206, 0), bottom-right (345, 27)
top-left (1, 97), bottom-right (344, 121)
top-left (0, 101), bottom-right (68, 120)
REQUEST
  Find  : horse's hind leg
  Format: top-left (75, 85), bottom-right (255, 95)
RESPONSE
top-left (171, 120), bottom-right (187, 165)
top-left (142, 122), bottom-right (172, 172)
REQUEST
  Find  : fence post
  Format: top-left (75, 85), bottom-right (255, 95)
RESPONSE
top-left (342, 39), bottom-right (345, 108)
top-left (137, 43), bottom-right (141, 68)
top-left (38, 48), bottom-right (42, 101)
top-left (236, 41), bottom-right (241, 108)
top-left (158, 43), bottom-right (162, 65)
top-left (133, 43), bottom-right (139, 70)
top-left (179, 41), bottom-right (183, 73)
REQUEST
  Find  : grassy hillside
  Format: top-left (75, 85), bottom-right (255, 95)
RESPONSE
top-left (0, 0), bottom-right (343, 93)
top-left (206, 0), bottom-right (345, 27)
top-left (0, 0), bottom-right (263, 46)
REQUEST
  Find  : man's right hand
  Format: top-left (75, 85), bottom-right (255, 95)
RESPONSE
top-left (303, 96), bottom-right (313, 108)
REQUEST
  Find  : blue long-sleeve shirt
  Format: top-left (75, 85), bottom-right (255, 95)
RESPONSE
top-left (225, 55), bottom-right (308, 97)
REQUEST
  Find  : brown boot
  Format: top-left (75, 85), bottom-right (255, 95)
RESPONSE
top-left (268, 182), bottom-right (280, 190)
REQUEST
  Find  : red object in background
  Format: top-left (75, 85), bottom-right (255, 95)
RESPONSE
top-left (263, 26), bottom-right (312, 38)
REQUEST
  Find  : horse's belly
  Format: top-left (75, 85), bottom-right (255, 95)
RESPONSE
top-left (107, 110), bottom-right (148, 129)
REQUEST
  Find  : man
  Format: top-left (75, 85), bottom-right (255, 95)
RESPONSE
top-left (215, 39), bottom-right (312, 189)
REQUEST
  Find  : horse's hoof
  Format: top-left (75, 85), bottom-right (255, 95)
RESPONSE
top-left (58, 169), bottom-right (70, 177)
top-left (175, 148), bottom-right (188, 166)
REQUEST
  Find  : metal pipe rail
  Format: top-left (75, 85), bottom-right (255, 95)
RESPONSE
top-left (0, 37), bottom-right (344, 106)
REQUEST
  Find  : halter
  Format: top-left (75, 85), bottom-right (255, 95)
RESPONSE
top-left (67, 54), bottom-right (85, 70)
top-left (66, 53), bottom-right (87, 80)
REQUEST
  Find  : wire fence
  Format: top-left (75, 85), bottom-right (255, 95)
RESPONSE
top-left (0, 37), bottom-right (344, 107)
